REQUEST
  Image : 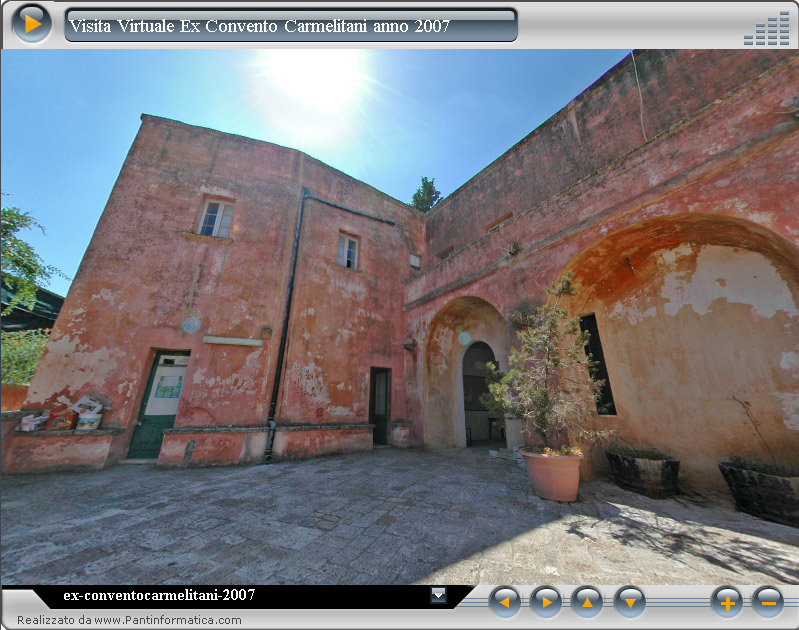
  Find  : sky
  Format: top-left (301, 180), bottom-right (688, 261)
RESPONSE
top-left (1, 48), bottom-right (629, 298)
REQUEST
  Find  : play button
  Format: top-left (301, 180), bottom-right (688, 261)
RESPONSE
top-left (13, 5), bottom-right (52, 43)
top-left (531, 586), bottom-right (562, 618)
top-left (25, 14), bottom-right (42, 33)
top-left (489, 586), bottom-right (520, 618)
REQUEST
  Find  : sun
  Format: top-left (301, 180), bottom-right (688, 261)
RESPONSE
top-left (256, 49), bottom-right (365, 114)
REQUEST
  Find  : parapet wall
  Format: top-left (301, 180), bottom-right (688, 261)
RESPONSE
top-left (424, 50), bottom-right (795, 261)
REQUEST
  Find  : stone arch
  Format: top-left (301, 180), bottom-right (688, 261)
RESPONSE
top-left (558, 213), bottom-right (799, 489)
top-left (424, 296), bottom-right (512, 448)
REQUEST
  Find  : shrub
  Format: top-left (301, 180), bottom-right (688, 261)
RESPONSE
top-left (1, 328), bottom-right (50, 385)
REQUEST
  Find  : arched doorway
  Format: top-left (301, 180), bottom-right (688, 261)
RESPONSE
top-left (424, 296), bottom-right (511, 448)
top-left (462, 341), bottom-right (499, 446)
top-left (560, 213), bottom-right (799, 489)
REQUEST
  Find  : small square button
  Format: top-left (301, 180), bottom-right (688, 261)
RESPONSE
top-left (431, 587), bottom-right (446, 604)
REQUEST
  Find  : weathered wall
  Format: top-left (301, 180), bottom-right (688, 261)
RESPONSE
top-left (23, 116), bottom-right (423, 463)
top-left (423, 50), bottom-right (796, 262)
top-left (405, 51), bottom-right (799, 489)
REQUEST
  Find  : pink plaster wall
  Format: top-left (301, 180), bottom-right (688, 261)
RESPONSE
top-left (24, 117), bottom-right (422, 463)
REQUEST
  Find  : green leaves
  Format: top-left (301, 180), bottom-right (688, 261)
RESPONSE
top-left (410, 176), bottom-right (442, 212)
top-left (0, 328), bottom-right (50, 385)
top-left (1, 202), bottom-right (65, 315)
top-left (481, 270), bottom-right (613, 447)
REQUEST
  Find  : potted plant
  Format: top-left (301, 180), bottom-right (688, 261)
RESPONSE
top-left (718, 396), bottom-right (798, 527)
top-left (605, 442), bottom-right (680, 498)
top-left (481, 271), bottom-right (611, 502)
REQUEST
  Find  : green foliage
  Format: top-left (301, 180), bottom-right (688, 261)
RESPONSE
top-left (1, 328), bottom-right (50, 385)
top-left (480, 271), bottom-right (612, 448)
top-left (411, 176), bottom-right (442, 212)
top-left (1, 200), bottom-right (64, 314)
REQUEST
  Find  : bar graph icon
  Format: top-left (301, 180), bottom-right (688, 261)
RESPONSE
top-left (744, 11), bottom-right (790, 45)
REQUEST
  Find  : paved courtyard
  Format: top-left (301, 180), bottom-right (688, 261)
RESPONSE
top-left (2, 445), bottom-right (797, 585)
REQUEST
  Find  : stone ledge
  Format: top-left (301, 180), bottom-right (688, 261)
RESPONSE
top-left (164, 425), bottom-right (269, 434)
top-left (13, 427), bottom-right (125, 437)
top-left (180, 231), bottom-right (233, 244)
top-left (275, 423), bottom-right (373, 432)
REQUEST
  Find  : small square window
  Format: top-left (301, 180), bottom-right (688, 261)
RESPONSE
top-left (409, 253), bottom-right (421, 269)
top-left (337, 233), bottom-right (359, 270)
top-left (198, 200), bottom-right (235, 238)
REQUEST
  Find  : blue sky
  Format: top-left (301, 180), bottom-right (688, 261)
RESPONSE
top-left (1, 49), bottom-right (628, 298)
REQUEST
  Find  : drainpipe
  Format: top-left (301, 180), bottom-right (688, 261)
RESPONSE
top-left (264, 188), bottom-right (309, 462)
top-left (263, 189), bottom-right (396, 462)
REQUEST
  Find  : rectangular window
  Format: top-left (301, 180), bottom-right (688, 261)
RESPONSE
top-left (337, 233), bottom-right (359, 270)
top-left (409, 253), bottom-right (421, 269)
top-left (579, 314), bottom-right (617, 415)
top-left (484, 212), bottom-right (513, 233)
top-left (436, 245), bottom-right (454, 260)
top-left (199, 200), bottom-right (234, 238)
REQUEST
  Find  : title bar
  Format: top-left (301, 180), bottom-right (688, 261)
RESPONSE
top-left (64, 9), bottom-right (517, 42)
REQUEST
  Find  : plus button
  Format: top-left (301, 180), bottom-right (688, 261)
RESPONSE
top-left (721, 597), bottom-right (736, 612)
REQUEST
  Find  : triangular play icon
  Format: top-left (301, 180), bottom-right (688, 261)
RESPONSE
top-left (542, 597), bottom-right (552, 608)
top-left (626, 598), bottom-right (636, 609)
top-left (582, 597), bottom-right (593, 608)
top-left (500, 597), bottom-right (510, 608)
top-left (25, 14), bottom-right (42, 33)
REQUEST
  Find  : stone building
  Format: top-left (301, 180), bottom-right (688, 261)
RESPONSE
top-left (5, 50), bottom-right (798, 491)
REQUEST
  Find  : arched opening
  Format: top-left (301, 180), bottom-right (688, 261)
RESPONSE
top-left (424, 296), bottom-right (512, 448)
top-left (559, 213), bottom-right (799, 489)
top-left (462, 341), bottom-right (502, 447)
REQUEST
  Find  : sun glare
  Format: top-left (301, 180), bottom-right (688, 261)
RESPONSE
top-left (259, 49), bottom-right (364, 113)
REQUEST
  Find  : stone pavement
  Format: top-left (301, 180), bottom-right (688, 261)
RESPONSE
top-left (2, 445), bottom-right (797, 585)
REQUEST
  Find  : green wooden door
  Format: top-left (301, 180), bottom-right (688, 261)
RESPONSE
top-left (128, 350), bottom-right (190, 459)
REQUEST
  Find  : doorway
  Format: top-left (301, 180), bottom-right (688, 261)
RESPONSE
top-left (462, 341), bottom-right (498, 446)
top-left (369, 367), bottom-right (391, 445)
top-left (128, 350), bottom-right (190, 459)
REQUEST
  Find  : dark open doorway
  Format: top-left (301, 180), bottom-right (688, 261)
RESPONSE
top-left (462, 341), bottom-right (501, 447)
top-left (369, 367), bottom-right (391, 445)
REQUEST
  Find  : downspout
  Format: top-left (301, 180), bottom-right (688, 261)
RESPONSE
top-left (263, 189), bottom-right (395, 462)
top-left (264, 188), bottom-right (309, 462)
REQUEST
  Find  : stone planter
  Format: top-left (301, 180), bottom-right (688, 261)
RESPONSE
top-left (718, 462), bottom-right (799, 528)
top-left (521, 450), bottom-right (583, 502)
top-left (606, 450), bottom-right (679, 498)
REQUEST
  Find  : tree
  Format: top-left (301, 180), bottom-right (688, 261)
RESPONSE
top-left (480, 271), bottom-right (613, 453)
top-left (1, 199), bottom-right (63, 314)
top-left (411, 176), bottom-right (442, 212)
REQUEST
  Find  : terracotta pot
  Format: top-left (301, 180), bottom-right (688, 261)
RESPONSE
top-left (521, 450), bottom-right (583, 502)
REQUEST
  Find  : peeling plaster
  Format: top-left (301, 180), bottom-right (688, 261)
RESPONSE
top-left (297, 362), bottom-right (330, 404)
top-left (773, 393), bottom-right (799, 431)
top-left (780, 350), bottom-right (799, 379)
top-left (661, 245), bottom-right (799, 318)
top-left (608, 295), bottom-right (657, 325)
top-left (90, 288), bottom-right (117, 305)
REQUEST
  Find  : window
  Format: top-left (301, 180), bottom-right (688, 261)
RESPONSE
top-left (579, 314), bottom-right (617, 415)
top-left (409, 253), bottom-right (421, 269)
top-left (436, 245), bottom-right (454, 261)
top-left (484, 212), bottom-right (513, 233)
top-left (199, 200), bottom-right (234, 238)
top-left (337, 233), bottom-right (359, 269)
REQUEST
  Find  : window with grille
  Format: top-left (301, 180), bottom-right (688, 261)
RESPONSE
top-left (198, 200), bottom-right (234, 238)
